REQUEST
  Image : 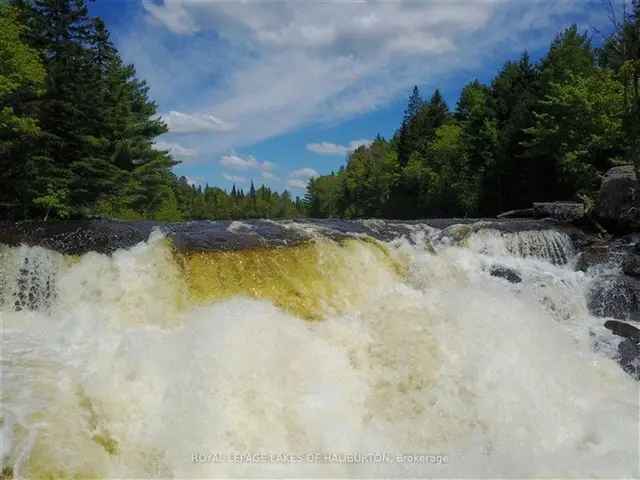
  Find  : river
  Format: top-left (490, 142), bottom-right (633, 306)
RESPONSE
top-left (0, 220), bottom-right (637, 478)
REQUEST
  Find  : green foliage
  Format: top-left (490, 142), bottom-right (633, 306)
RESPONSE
top-left (526, 69), bottom-right (624, 194)
top-left (304, 22), bottom-right (635, 219)
top-left (0, 0), bottom-right (305, 222)
top-left (1, 3), bottom-right (636, 222)
top-left (33, 184), bottom-right (71, 220)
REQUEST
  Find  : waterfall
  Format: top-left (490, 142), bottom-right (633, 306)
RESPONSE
top-left (465, 229), bottom-right (576, 265)
top-left (0, 224), bottom-right (636, 478)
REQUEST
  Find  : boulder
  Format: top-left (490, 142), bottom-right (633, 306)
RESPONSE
top-left (490, 265), bottom-right (522, 284)
top-left (532, 202), bottom-right (585, 222)
top-left (604, 320), bottom-right (640, 341)
top-left (588, 274), bottom-right (640, 321)
top-left (622, 252), bottom-right (640, 278)
top-left (617, 338), bottom-right (640, 380)
top-left (595, 165), bottom-right (640, 233)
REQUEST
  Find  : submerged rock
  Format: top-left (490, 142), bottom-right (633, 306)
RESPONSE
top-left (490, 265), bottom-right (522, 284)
top-left (588, 274), bottom-right (640, 321)
top-left (595, 165), bottom-right (640, 234)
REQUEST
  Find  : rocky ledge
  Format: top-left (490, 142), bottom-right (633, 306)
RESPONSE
top-left (0, 217), bottom-right (583, 255)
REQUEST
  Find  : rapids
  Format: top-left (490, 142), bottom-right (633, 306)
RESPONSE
top-left (0, 222), bottom-right (638, 478)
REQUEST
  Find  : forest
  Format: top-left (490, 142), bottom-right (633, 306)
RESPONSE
top-left (306, 4), bottom-right (640, 219)
top-left (1, 0), bottom-right (639, 221)
top-left (0, 0), bottom-right (305, 221)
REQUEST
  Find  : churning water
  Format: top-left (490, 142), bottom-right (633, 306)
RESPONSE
top-left (0, 224), bottom-right (638, 478)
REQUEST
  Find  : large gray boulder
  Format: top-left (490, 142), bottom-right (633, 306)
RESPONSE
top-left (595, 165), bottom-right (640, 233)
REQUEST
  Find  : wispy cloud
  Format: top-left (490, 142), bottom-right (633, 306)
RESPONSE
top-left (220, 154), bottom-right (274, 172)
top-left (185, 175), bottom-right (205, 187)
top-left (142, 0), bottom-right (197, 35)
top-left (286, 179), bottom-right (308, 190)
top-left (163, 111), bottom-right (235, 134)
top-left (154, 140), bottom-right (198, 160)
top-left (285, 167), bottom-right (318, 190)
top-left (223, 173), bottom-right (248, 183)
top-left (127, 0), bottom-right (609, 167)
top-left (290, 168), bottom-right (319, 179)
top-left (306, 139), bottom-right (372, 156)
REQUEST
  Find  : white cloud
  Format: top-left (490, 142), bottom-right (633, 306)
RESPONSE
top-left (135, 0), bottom-right (606, 155)
top-left (142, 0), bottom-right (197, 35)
top-left (219, 154), bottom-right (273, 172)
top-left (223, 173), bottom-right (248, 183)
top-left (290, 168), bottom-right (319, 179)
top-left (154, 140), bottom-right (198, 160)
top-left (285, 167), bottom-right (317, 190)
top-left (307, 139), bottom-right (372, 156)
top-left (287, 179), bottom-right (308, 190)
top-left (185, 175), bottom-right (204, 187)
top-left (162, 110), bottom-right (235, 134)
top-left (261, 171), bottom-right (279, 181)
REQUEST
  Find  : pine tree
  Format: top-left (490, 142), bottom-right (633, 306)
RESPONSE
top-left (0, 3), bottom-right (46, 217)
top-left (404, 85), bottom-right (423, 123)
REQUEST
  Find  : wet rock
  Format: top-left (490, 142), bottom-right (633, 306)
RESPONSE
top-left (604, 320), bottom-right (640, 379)
top-left (0, 220), bottom-right (156, 255)
top-left (622, 252), bottom-right (640, 277)
top-left (490, 265), bottom-right (522, 283)
top-left (617, 338), bottom-right (640, 380)
top-left (604, 320), bottom-right (640, 341)
top-left (575, 243), bottom-right (610, 272)
top-left (595, 165), bottom-right (640, 234)
top-left (532, 202), bottom-right (585, 222)
top-left (1, 218), bottom-right (586, 256)
top-left (588, 274), bottom-right (640, 321)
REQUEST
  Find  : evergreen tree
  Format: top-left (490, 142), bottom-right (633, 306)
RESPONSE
top-left (0, 3), bottom-right (45, 217)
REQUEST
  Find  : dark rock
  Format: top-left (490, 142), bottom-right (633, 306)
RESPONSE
top-left (617, 338), bottom-right (640, 380)
top-left (532, 202), bottom-right (585, 222)
top-left (0, 218), bottom-right (588, 256)
top-left (575, 243), bottom-right (610, 272)
top-left (604, 320), bottom-right (640, 341)
top-left (595, 165), bottom-right (640, 234)
top-left (588, 274), bottom-right (640, 321)
top-left (490, 265), bottom-right (522, 283)
top-left (0, 220), bottom-right (156, 255)
top-left (497, 202), bottom-right (585, 222)
top-left (622, 252), bottom-right (640, 277)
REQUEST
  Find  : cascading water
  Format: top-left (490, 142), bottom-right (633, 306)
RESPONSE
top-left (0, 223), bottom-right (638, 478)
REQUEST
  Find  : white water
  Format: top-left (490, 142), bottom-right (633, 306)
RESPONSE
top-left (0, 227), bottom-right (638, 478)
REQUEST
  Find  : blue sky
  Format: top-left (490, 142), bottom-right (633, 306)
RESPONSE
top-left (89, 0), bottom-right (615, 196)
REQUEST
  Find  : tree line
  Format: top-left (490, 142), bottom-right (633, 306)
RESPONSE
top-left (0, 0), bottom-right (304, 221)
top-left (2, 1), bottom-right (638, 222)
top-left (305, 5), bottom-right (640, 219)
